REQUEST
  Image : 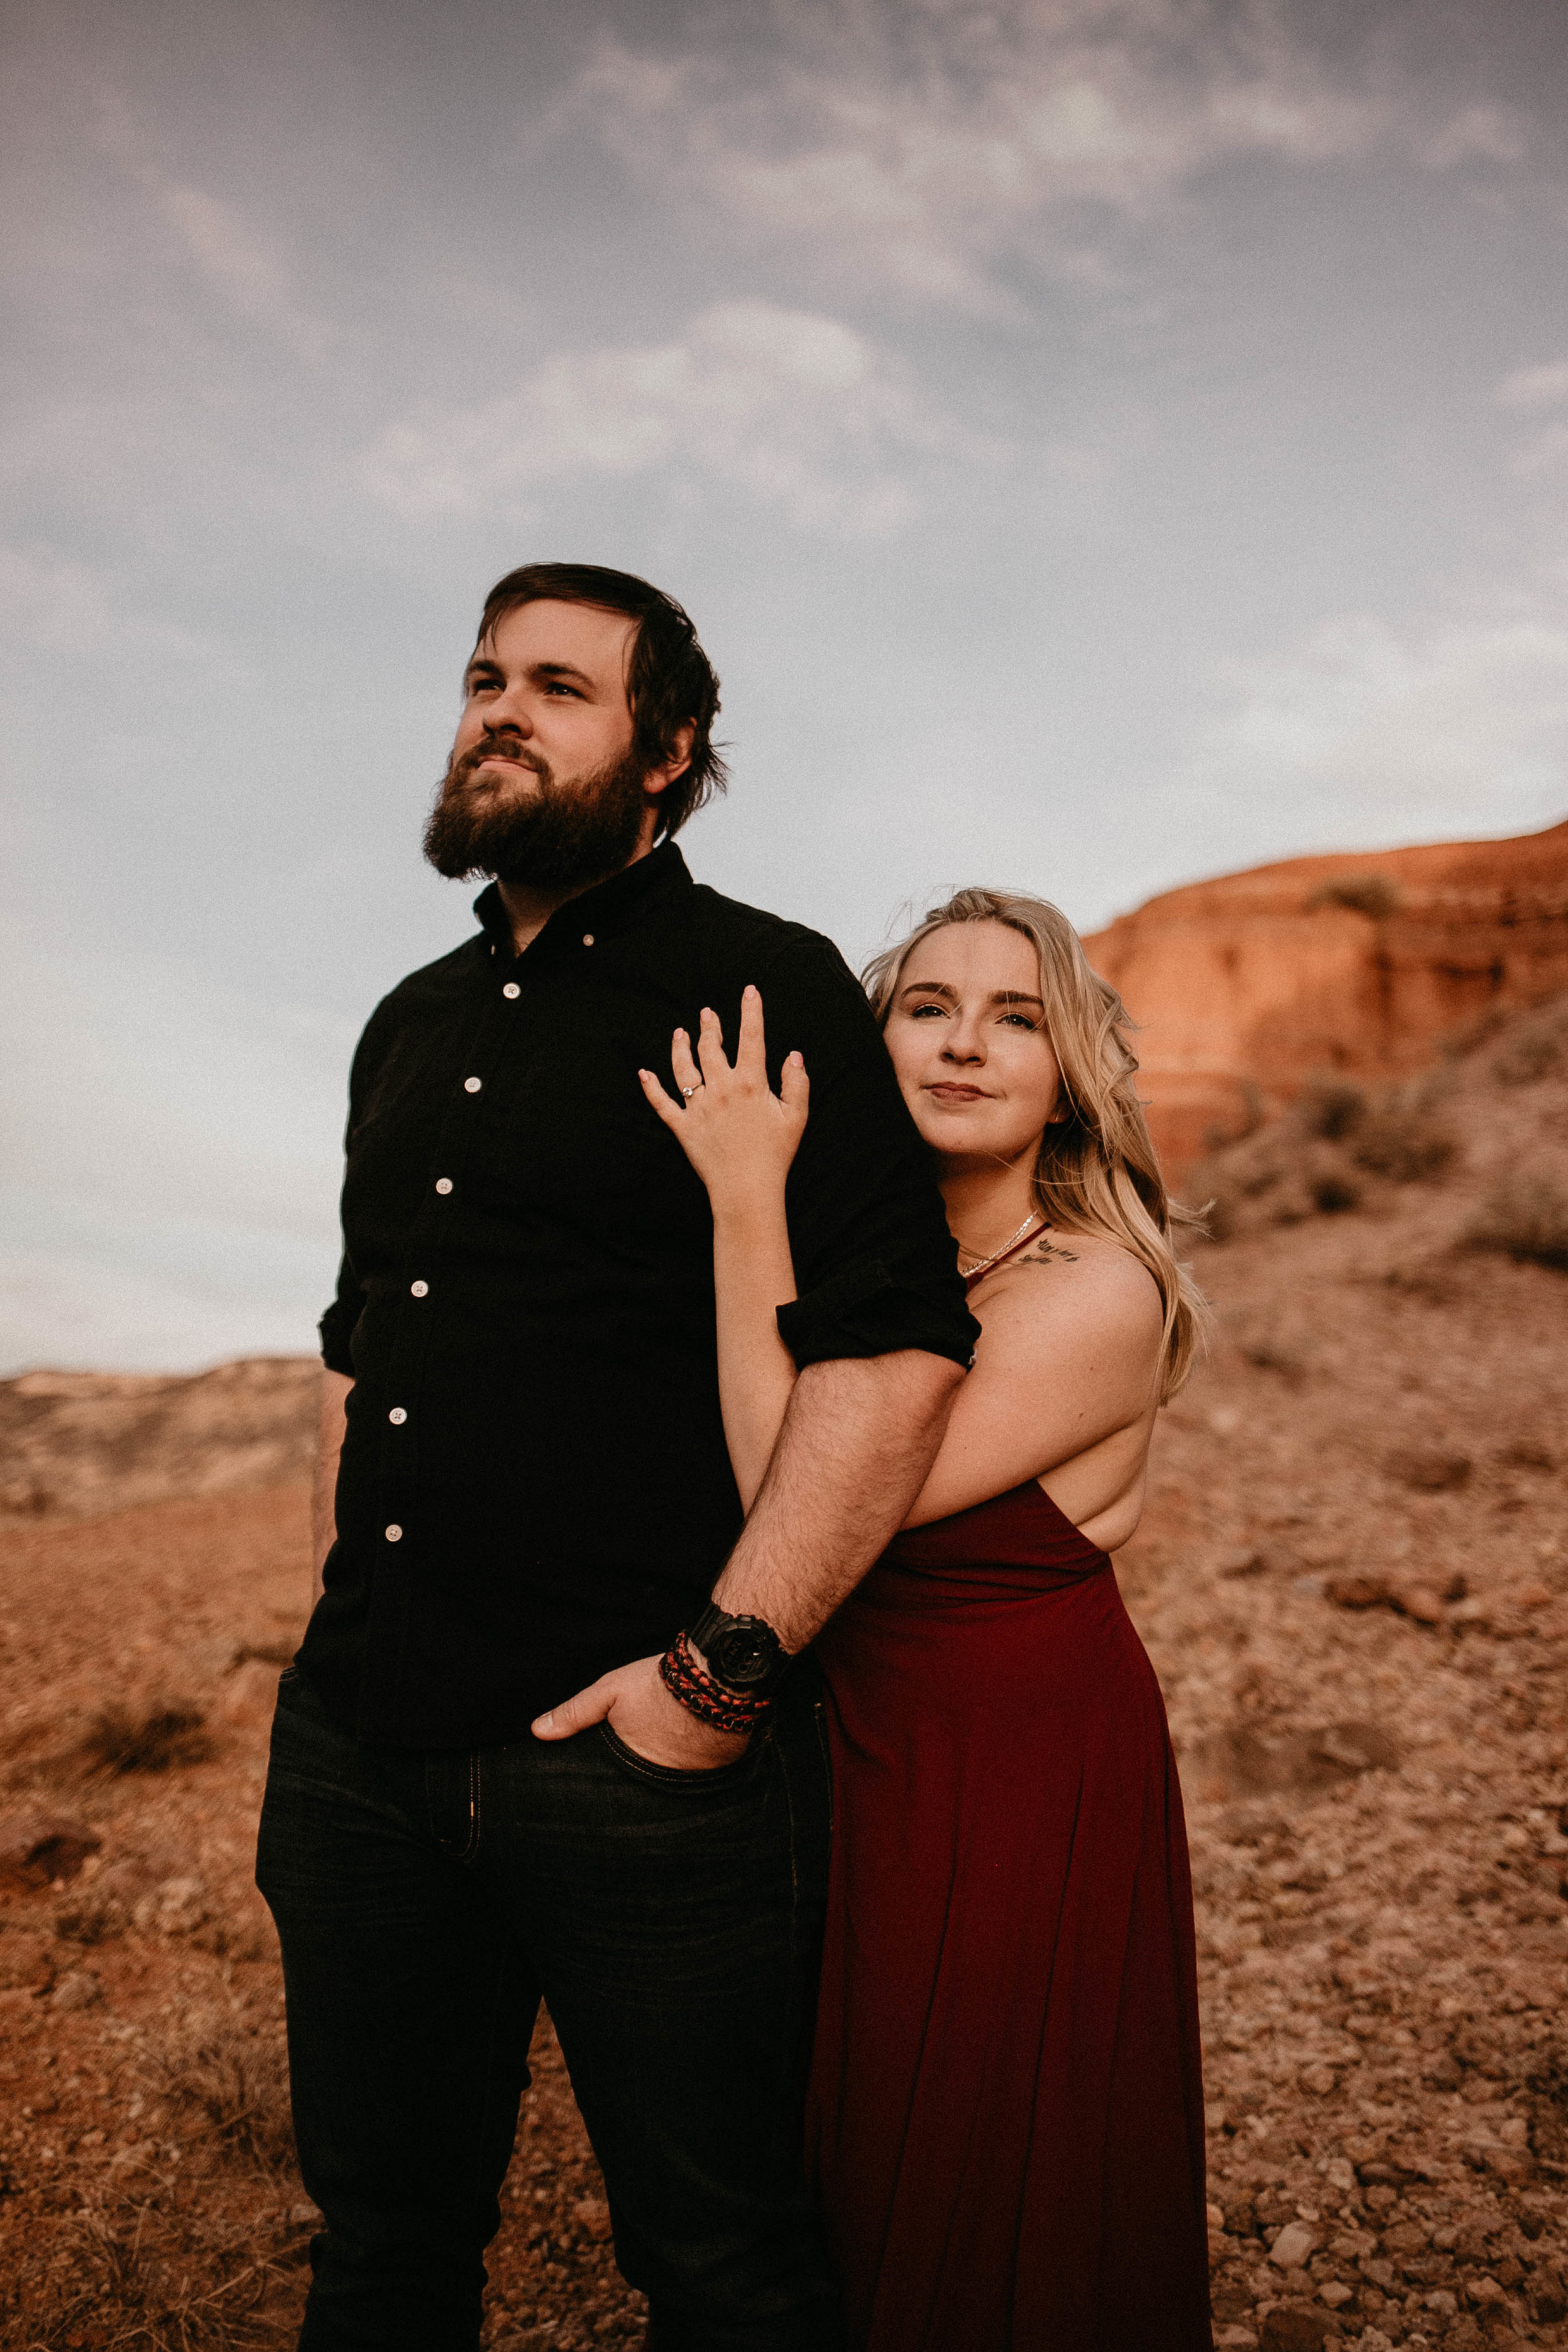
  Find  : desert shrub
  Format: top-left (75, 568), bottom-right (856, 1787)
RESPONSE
top-left (1309, 1168), bottom-right (1361, 1214)
top-left (1493, 993), bottom-right (1568, 1086)
top-left (1465, 1163), bottom-right (1568, 1271)
top-left (1350, 1091), bottom-right (1456, 1183)
top-left (1385, 1447), bottom-right (1472, 1493)
top-left (1306, 873), bottom-right (1403, 919)
top-left (1192, 1064), bottom-right (1458, 1239)
top-left (1234, 1318), bottom-right (1313, 1380)
top-left (83, 1701), bottom-right (213, 1776)
top-left (1496, 1436), bottom-right (1559, 1472)
top-left (1297, 1078), bottom-right (1365, 1140)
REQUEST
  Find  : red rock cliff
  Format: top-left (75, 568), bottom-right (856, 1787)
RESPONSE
top-left (1081, 818), bottom-right (1568, 1174)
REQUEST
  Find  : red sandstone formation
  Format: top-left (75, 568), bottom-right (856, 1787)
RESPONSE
top-left (1083, 818), bottom-right (1568, 1173)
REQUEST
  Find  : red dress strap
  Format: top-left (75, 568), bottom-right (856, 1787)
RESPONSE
top-left (961, 1220), bottom-right (1044, 1293)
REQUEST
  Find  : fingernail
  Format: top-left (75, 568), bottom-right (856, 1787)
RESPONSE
top-left (536, 1711), bottom-right (553, 1730)
top-left (702, 1006), bottom-right (714, 1020)
top-left (744, 983), bottom-right (758, 998)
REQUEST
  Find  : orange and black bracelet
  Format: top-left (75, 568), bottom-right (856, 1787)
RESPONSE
top-left (659, 1629), bottom-right (773, 1737)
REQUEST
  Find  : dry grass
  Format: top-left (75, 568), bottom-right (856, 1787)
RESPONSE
top-left (1465, 1162), bottom-right (1568, 1271)
top-left (4, 2014), bottom-right (305, 2350)
top-left (10, 2200), bottom-right (310, 2352)
top-left (146, 2011), bottom-right (297, 2178)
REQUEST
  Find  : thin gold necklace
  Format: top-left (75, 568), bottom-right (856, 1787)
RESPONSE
top-left (956, 1212), bottom-right (1042, 1279)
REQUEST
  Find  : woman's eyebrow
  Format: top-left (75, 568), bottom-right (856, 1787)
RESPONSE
top-left (898, 980), bottom-right (957, 1002)
top-left (990, 990), bottom-right (1045, 1009)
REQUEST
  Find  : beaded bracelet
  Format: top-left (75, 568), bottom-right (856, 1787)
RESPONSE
top-left (659, 1629), bottom-right (772, 1737)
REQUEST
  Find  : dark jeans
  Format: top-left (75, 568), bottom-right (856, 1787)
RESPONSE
top-left (255, 1666), bottom-right (840, 2352)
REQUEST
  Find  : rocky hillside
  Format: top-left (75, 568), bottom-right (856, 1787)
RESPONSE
top-left (1084, 817), bottom-right (1568, 1174)
top-left (0, 1358), bottom-right (319, 1522)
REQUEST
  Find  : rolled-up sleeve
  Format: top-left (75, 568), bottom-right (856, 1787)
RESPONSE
top-left (761, 938), bottom-right (978, 1372)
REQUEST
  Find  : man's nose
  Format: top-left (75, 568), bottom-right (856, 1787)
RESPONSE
top-left (482, 682), bottom-right (534, 736)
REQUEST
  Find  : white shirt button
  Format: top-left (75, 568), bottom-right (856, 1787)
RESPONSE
top-left (464, 1076), bottom-right (482, 1093)
top-left (388, 1407), bottom-right (407, 1425)
top-left (435, 1178), bottom-right (453, 1195)
top-left (384, 1523), bottom-right (403, 1542)
top-left (410, 1279), bottom-right (428, 1298)
top-left (502, 982), bottom-right (520, 999)
top-left (581, 933), bottom-right (595, 946)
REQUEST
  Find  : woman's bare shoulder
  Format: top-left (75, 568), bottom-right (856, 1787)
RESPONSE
top-left (980, 1226), bottom-right (1163, 1342)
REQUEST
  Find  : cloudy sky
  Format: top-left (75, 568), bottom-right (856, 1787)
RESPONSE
top-left (4, 0), bottom-right (1567, 1372)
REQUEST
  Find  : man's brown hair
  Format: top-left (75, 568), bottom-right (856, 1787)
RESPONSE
top-left (475, 563), bottom-right (727, 840)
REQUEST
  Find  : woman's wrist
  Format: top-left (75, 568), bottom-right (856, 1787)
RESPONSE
top-left (708, 1177), bottom-right (790, 1237)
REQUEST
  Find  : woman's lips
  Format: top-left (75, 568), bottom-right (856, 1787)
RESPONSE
top-left (926, 1083), bottom-right (988, 1103)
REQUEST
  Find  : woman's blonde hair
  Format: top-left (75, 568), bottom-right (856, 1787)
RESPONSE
top-left (863, 886), bottom-right (1210, 1403)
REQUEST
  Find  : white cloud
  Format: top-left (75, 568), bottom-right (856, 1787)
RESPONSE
top-left (1180, 601), bottom-right (1568, 837)
top-left (92, 93), bottom-right (321, 355)
top-left (1495, 359), bottom-right (1568, 477)
top-left (0, 541), bottom-right (213, 661)
top-left (361, 299), bottom-right (978, 532)
top-left (564, 4), bottom-right (1490, 309)
top-left (1421, 101), bottom-right (1527, 171)
top-left (1498, 359), bottom-right (1568, 412)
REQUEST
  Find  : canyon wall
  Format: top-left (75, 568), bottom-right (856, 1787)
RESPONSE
top-left (1083, 817), bottom-right (1568, 1173)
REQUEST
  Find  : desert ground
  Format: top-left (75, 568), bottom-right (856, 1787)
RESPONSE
top-left (1, 993), bottom-right (1564, 2352)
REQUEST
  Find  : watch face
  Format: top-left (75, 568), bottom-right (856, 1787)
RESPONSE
top-left (709, 1628), bottom-right (773, 1689)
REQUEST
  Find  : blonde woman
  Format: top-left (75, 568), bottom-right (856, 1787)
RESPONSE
top-left (639, 888), bottom-right (1214, 2352)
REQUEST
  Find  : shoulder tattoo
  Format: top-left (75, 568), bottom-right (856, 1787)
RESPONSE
top-left (1014, 1237), bottom-right (1079, 1271)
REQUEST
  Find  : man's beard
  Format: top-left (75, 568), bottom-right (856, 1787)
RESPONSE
top-left (422, 733), bottom-right (653, 890)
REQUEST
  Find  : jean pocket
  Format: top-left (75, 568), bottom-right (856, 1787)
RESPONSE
top-left (596, 1720), bottom-right (760, 1791)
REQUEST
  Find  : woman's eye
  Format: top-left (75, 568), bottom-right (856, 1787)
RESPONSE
top-left (1000, 1013), bottom-right (1037, 1029)
top-left (909, 1002), bottom-right (945, 1019)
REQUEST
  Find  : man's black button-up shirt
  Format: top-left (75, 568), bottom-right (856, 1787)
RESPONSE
top-left (296, 844), bottom-right (977, 1749)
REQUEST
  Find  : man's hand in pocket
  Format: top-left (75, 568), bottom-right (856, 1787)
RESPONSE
top-left (532, 1653), bottom-right (749, 1769)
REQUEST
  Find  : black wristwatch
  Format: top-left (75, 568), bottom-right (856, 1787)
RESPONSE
top-left (689, 1603), bottom-right (792, 1700)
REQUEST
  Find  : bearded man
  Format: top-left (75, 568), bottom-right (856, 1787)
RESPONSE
top-left (257, 564), bottom-right (977, 2352)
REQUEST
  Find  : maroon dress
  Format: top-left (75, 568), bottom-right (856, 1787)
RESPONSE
top-left (805, 1258), bottom-right (1212, 2350)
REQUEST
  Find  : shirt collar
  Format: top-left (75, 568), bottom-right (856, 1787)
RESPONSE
top-left (472, 840), bottom-right (694, 960)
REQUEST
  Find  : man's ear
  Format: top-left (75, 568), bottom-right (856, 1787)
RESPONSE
top-left (645, 720), bottom-right (696, 800)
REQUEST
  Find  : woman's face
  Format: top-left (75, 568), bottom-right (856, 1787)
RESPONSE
top-left (883, 919), bottom-right (1066, 1170)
